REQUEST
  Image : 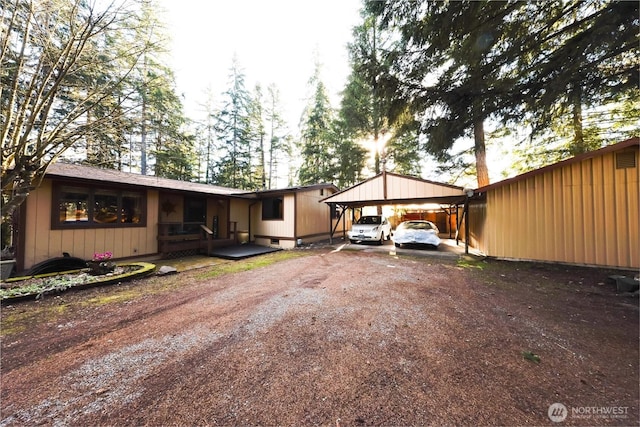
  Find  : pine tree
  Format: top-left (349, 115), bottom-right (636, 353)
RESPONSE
top-left (298, 61), bottom-right (336, 185)
top-left (213, 56), bottom-right (253, 189)
top-left (264, 84), bottom-right (290, 189)
top-left (248, 84), bottom-right (266, 189)
top-left (368, 0), bottom-right (638, 185)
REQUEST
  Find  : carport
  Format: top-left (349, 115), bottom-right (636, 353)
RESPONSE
top-left (321, 171), bottom-right (475, 253)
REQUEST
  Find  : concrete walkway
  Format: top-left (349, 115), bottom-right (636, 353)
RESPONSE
top-left (334, 238), bottom-right (484, 259)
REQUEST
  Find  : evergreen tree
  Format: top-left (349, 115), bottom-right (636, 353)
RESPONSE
top-left (264, 84), bottom-right (290, 189)
top-left (516, 0), bottom-right (639, 154)
top-left (150, 66), bottom-right (195, 180)
top-left (194, 88), bottom-right (217, 183)
top-left (248, 84), bottom-right (266, 189)
top-left (298, 62), bottom-right (336, 185)
top-left (370, 0), bottom-right (528, 187)
top-left (213, 56), bottom-right (253, 189)
top-left (367, 0), bottom-right (638, 185)
top-left (331, 117), bottom-right (367, 188)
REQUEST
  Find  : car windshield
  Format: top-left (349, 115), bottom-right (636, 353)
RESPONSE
top-left (356, 216), bottom-right (381, 225)
top-left (400, 221), bottom-right (434, 230)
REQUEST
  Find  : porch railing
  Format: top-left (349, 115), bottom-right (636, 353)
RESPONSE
top-left (157, 221), bottom-right (238, 258)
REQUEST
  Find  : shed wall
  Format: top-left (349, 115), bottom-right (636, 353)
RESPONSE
top-left (475, 147), bottom-right (638, 269)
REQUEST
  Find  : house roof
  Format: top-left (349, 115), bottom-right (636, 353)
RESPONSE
top-left (475, 137), bottom-right (639, 193)
top-left (46, 163), bottom-right (251, 197)
top-left (242, 183), bottom-right (340, 199)
top-left (320, 171), bottom-right (467, 207)
top-left (45, 163), bottom-right (339, 199)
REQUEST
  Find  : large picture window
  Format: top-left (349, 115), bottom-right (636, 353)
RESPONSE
top-left (262, 197), bottom-right (283, 220)
top-left (53, 183), bottom-right (145, 228)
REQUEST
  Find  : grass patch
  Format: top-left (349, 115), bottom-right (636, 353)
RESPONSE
top-left (80, 290), bottom-right (143, 307)
top-left (197, 250), bottom-right (312, 279)
top-left (456, 257), bottom-right (486, 269)
top-left (1, 303), bottom-right (70, 337)
top-left (522, 350), bottom-right (541, 363)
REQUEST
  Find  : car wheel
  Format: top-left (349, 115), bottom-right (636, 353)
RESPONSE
top-left (394, 242), bottom-right (400, 248)
top-left (378, 235), bottom-right (384, 245)
top-left (349, 239), bottom-right (356, 244)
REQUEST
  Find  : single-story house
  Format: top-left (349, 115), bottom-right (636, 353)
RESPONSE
top-left (469, 137), bottom-right (639, 269)
top-left (11, 163), bottom-right (342, 272)
top-left (9, 137), bottom-right (638, 273)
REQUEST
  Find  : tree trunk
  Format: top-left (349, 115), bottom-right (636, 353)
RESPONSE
top-left (260, 132), bottom-right (266, 189)
top-left (473, 118), bottom-right (490, 187)
top-left (570, 83), bottom-right (585, 155)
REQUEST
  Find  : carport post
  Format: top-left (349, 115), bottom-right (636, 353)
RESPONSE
top-left (464, 198), bottom-right (469, 255)
top-left (328, 203), bottom-right (334, 244)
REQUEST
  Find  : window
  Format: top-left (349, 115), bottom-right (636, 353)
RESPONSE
top-left (53, 183), bottom-right (145, 228)
top-left (262, 197), bottom-right (283, 220)
top-left (616, 151), bottom-right (636, 169)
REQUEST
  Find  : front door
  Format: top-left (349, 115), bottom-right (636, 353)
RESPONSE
top-left (183, 196), bottom-right (206, 234)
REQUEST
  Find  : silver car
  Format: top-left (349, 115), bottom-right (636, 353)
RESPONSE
top-left (348, 215), bottom-right (392, 244)
top-left (392, 220), bottom-right (441, 249)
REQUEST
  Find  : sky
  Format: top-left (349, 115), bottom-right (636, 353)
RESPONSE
top-left (157, 0), bottom-right (363, 130)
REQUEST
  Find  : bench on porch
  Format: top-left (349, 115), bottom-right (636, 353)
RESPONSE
top-left (157, 222), bottom-right (238, 258)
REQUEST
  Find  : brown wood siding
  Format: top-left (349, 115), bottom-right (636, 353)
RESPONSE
top-left (474, 147), bottom-right (638, 269)
top-left (22, 180), bottom-right (159, 270)
top-left (296, 189), bottom-right (331, 237)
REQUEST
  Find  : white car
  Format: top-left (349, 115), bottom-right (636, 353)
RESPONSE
top-left (348, 215), bottom-right (392, 244)
top-left (392, 220), bottom-right (441, 249)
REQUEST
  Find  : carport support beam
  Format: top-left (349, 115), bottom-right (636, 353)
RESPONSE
top-left (464, 198), bottom-right (469, 255)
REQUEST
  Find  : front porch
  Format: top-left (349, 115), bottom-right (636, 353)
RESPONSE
top-left (157, 222), bottom-right (239, 258)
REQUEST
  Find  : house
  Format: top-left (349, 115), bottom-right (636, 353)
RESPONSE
top-left (11, 163), bottom-right (342, 272)
top-left (469, 137), bottom-right (639, 269)
top-left (243, 184), bottom-right (341, 249)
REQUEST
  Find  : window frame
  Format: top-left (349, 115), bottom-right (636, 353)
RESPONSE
top-left (261, 196), bottom-right (284, 221)
top-left (51, 181), bottom-right (147, 229)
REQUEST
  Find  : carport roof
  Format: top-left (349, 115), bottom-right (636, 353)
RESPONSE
top-left (321, 171), bottom-right (468, 207)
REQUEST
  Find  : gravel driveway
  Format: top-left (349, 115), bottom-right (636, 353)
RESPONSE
top-left (1, 248), bottom-right (638, 426)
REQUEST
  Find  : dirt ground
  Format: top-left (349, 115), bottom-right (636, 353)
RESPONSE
top-left (1, 247), bottom-right (638, 426)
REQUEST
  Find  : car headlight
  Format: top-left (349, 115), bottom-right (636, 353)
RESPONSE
top-left (372, 226), bottom-right (379, 231)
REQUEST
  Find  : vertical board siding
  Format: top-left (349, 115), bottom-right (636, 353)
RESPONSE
top-left (626, 166), bottom-right (639, 266)
top-left (296, 190), bottom-right (330, 237)
top-left (22, 179), bottom-right (160, 270)
top-left (251, 195), bottom-right (293, 239)
top-left (325, 174), bottom-right (464, 204)
top-left (479, 147), bottom-right (638, 269)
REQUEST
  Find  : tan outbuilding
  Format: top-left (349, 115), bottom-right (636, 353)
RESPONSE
top-left (469, 137), bottom-right (639, 269)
